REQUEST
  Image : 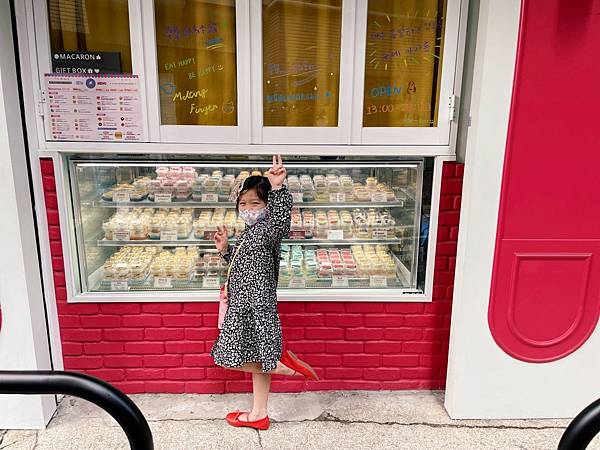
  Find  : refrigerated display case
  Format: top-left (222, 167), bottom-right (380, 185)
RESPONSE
top-left (64, 155), bottom-right (429, 300)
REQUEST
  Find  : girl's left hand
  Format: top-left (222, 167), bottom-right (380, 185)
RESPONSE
top-left (267, 154), bottom-right (286, 189)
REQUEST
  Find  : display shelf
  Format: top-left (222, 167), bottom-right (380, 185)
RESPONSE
top-left (93, 252), bottom-right (413, 292)
top-left (94, 275), bottom-right (409, 292)
top-left (92, 199), bottom-right (406, 209)
top-left (96, 278), bottom-right (210, 292)
top-left (94, 237), bottom-right (411, 247)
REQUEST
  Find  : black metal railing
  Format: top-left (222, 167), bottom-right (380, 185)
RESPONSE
top-left (0, 371), bottom-right (153, 450)
top-left (558, 397), bottom-right (600, 450)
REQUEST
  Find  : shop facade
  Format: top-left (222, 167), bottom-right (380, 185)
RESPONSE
top-left (2, 0), bottom-right (599, 429)
top-left (13, 0), bottom-right (468, 401)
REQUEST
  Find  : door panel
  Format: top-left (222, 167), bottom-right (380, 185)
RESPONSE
top-left (488, 0), bottom-right (600, 363)
top-left (490, 240), bottom-right (600, 362)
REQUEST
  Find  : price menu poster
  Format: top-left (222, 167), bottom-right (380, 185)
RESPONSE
top-left (44, 74), bottom-right (144, 141)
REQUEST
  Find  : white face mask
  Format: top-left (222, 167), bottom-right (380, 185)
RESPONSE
top-left (239, 207), bottom-right (267, 226)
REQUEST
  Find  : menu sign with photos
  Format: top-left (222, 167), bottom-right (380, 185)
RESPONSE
top-left (44, 74), bottom-right (144, 142)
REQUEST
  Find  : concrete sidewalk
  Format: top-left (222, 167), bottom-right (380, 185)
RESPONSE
top-left (1, 390), bottom-right (598, 450)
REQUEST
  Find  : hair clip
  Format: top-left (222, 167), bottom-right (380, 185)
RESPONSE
top-left (229, 182), bottom-right (245, 202)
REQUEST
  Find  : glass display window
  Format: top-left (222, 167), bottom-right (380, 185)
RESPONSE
top-left (64, 155), bottom-right (430, 300)
top-left (251, 0), bottom-right (355, 144)
top-left (262, 0), bottom-right (342, 127)
top-left (154, 0), bottom-right (238, 126)
top-left (140, 0), bottom-right (250, 143)
top-left (47, 0), bottom-right (132, 74)
top-left (362, 0), bottom-right (446, 128)
top-left (351, 0), bottom-right (462, 146)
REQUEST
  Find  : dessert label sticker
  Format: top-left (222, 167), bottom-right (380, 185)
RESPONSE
top-left (291, 193), bottom-right (304, 203)
top-left (369, 275), bottom-right (388, 288)
top-left (289, 278), bottom-right (306, 289)
top-left (202, 193), bottom-right (218, 203)
top-left (44, 73), bottom-right (144, 141)
top-left (154, 192), bottom-right (172, 203)
top-left (371, 192), bottom-right (388, 202)
top-left (329, 193), bottom-right (346, 203)
top-left (110, 281), bottom-right (129, 291)
top-left (372, 229), bottom-right (388, 239)
top-left (154, 277), bottom-right (173, 288)
top-left (332, 275), bottom-right (349, 287)
top-left (160, 231), bottom-right (178, 241)
top-left (113, 190), bottom-right (131, 203)
top-left (112, 231), bottom-right (131, 241)
top-left (203, 276), bottom-right (220, 289)
top-left (289, 230), bottom-right (306, 240)
top-left (327, 230), bottom-right (344, 240)
top-left (203, 230), bottom-right (217, 240)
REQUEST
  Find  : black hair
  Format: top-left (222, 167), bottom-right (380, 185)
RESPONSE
top-left (236, 176), bottom-right (271, 211)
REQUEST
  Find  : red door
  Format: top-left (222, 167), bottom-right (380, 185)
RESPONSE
top-left (488, 0), bottom-right (600, 362)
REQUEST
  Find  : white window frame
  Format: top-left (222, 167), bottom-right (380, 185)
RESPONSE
top-left (32, 0), bottom-right (151, 143)
top-left (142, 0), bottom-right (251, 144)
top-left (250, 0), bottom-right (356, 144)
top-left (351, 0), bottom-right (464, 146)
top-left (28, 0), bottom-right (466, 150)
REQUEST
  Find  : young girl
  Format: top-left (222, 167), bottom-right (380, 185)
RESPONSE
top-left (210, 155), bottom-right (319, 430)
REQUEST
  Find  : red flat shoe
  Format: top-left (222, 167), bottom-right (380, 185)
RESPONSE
top-left (281, 350), bottom-right (319, 380)
top-left (226, 411), bottom-right (270, 430)
top-left (226, 411), bottom-right (240, 421)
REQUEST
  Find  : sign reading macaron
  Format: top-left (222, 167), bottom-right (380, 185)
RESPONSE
top-left (52, 51), bottom-right (122, 74)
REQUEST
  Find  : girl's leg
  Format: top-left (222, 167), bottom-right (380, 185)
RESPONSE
top-left (224, 363), bottom-right (290, 422)
top-left (240, 373), bottom-right (271, 421)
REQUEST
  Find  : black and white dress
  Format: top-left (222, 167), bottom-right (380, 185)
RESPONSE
top-left (210, 187), bottom-right (293, 372)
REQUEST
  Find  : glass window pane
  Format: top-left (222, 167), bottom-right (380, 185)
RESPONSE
top-left (155, 0), bottom-right (237, 126)
top-left (363, 0), bottom-right (446, 127)
top-left (68, 156), bottom-right (425, 294)
top-left (48, 0), bottom-right (132, 73)
top-left (262, 0), bottom-right (342, 127)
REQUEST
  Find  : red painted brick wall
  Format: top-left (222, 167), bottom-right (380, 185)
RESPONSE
top-left (41, 158), bottom-right (463, 394)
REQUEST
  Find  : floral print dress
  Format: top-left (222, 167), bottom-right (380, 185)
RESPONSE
top-left (210, 187), bottom-right (293, 372)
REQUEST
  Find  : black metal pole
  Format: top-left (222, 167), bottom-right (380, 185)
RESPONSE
top-left (0, 371), bottom-right (153, 450)
top-left (558, 398), bottom-right (600, 450)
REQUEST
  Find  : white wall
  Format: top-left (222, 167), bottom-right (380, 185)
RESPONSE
top-left (12, 0), bottom-right (64, 372)
top-left (445, 0), bottom-right (600, 419)
top-left (0, 0), bottom-right (56, 428)
top-left (454, 0), bottom-right (479, 164)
